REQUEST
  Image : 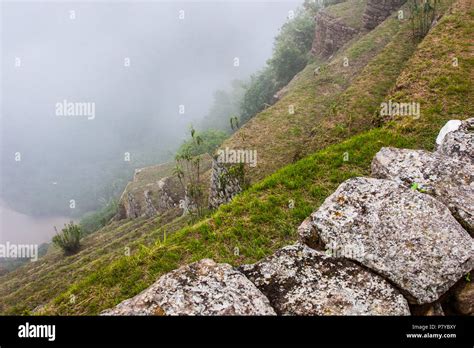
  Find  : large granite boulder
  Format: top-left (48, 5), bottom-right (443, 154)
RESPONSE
top-left (299, 177), bottom-right (473, 304)
top-left (239, 244), bottom-right (410, 316)
top-left (436, 118), bottom-right (474, 164)
top-left (371, 147), bottom-right (474, 235)
top-left (102, 259), bottom-right (275, 316)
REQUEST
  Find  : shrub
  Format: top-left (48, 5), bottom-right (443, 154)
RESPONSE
top-left (52, 222), bottom-right (82, 255)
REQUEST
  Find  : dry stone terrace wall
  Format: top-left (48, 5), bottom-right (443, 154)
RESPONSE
top-left (363, 0), bottom-right (407, 29)
top-left (208, 160), bottom-right (243, 210)
top-left (116, 154), bottom-right (213, 219)
top-left (103, 119), bottom-right (473, 316)
top-left (312, 10), bottom-right (360, 58)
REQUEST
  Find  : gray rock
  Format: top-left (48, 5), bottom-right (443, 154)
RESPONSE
top-left (436, 118), bottom-right (474, 164)
top-left (301, 177), bottom-right (473, 304)
top-left (436, 120), bottom-right (462, 146)
top-left (239, 244), bottom-right (410, 316)
top-left (101, 259), bottom-right (276, 316)
top-left (208, 159), bottom-right (243, 210)
top-left (371, 147), bottom-right (474, 235)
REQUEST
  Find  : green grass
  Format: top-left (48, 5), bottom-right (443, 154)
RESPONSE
top-left (0, 210), bottom-right (190, 315)
top-left (0, 0), bottom-right (471, 316)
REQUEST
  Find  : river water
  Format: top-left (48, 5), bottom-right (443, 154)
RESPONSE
top-left (0, 199), bottom-right (72, 245)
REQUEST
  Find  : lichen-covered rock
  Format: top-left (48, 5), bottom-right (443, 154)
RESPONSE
top-left (239, 244), bottom-right (410, 316)
top-left (371, 147), bottom-right (474, 234)
top-left (301, 177), bottom-right (473, 304)
top-left (436, 118), bottom-right (474, 164)
top-left (101, 259), bottom-right (275, 316)
top-left (436, 120), bottom-right (463, 146)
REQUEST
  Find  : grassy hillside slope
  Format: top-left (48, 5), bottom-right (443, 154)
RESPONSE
top-left (24, 0), bottom-right (471, 315)
top-left (0, 210), bottom-right (189, 314)
top-left (0, 0), bottom-right (470, 315)
top-left (221, 0), bottom-right (420, 182)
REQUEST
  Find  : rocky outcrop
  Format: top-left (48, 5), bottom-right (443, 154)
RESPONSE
top-left (208, 160), bottom-right (243, 209)
top-left (371, 147), bottom-right (474, 234)
top-left (117, 155), bottom-right (213, 219)
top-left (102, 259), bottom-right (275, 316)
top-left (240, 244), bottom-right (410, 315)
top-left (436, 117), bottom-right (474, 164)
top-left (312, 11), bottom-right (360, 58)
top-left (104, 119), bottom-right (473, 316)
top-left (411, 302), bottom-right (445, 316)
top-left (117, 189), bottom-right (142, 219)
top-left (363, 0), bottom-right (406, 29)
top-left (117, 176), bottom-right (183, 219)
top-left (300, 177), bottom-right (473, 304)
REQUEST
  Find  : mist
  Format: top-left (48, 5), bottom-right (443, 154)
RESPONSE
top-left (0, 1), bottom-right (300, 243)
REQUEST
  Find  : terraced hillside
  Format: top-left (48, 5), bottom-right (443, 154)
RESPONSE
top-left (220, 0), bottom-right (437, 181)
top-left (0, 0), bottom-right (471, 315)
top-left (0, 210), bottom-right (189, 314)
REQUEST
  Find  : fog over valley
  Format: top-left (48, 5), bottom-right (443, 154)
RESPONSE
top-left (1, 1), bottom-right (296, 244)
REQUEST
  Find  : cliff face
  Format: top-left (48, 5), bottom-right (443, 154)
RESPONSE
top-left (116, 154), bottom-right (213, 219)
top-left (311, 10), bottom-right (360, 58)
top-left (363, 0), bottom-right (407, 29)
top-left (208, 160), bottom-right (243, 210)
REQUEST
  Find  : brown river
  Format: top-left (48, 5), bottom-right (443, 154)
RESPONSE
top-left (0, 199), bottom-right (72, 245)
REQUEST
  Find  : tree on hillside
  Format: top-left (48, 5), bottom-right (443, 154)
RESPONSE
top-left (240, 4), bottom-right (320, 123)
top-left (268, 8), bottom-right (315, 87)
top-left (409, 0), bottom-right (440, 41)
top-left (240, 67), bottom-right (277, 123)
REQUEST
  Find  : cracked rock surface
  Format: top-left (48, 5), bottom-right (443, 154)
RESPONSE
top-left (301, 177), bottom-right (473, 305)
top-left (371, 147), bottom-right (474, 235)
top-left (101, 259), bottom-right (275, 316)
top-left (436, 117), bottom-right (474, 163)
top-left (239, 244), bottom-right (410, 316)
